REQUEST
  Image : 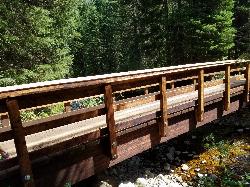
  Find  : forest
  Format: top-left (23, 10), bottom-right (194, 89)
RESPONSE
top-left (0, 0), bottom-right (249, 86)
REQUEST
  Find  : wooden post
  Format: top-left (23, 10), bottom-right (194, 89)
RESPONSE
top-left (159, 76), bottom-right (168, 137)
top-left (193, 79), bottom-right (197, 91)
top-left (104, 84), bottom-right (117, 159)
top-left (1, 114), bottom-right (9, 127)
top-left (170, 82), bottom-right (174, 89)
top-left (6, 99), bottom-right (35, 187)
top-left (64, 102), bottom-right (71, 113)
top-left (198, 69), bottom-right (204, 122)
top-left (224, 65), bottom-right (231, 111)
top-left (245, 63), bottom-right (250, 103)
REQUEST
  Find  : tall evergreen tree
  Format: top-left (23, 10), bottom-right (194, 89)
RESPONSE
top-left (0, 0), bottom-right (81, 85)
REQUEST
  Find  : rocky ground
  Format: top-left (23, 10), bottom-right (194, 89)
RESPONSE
top-left (76, 106), bottom-right (250, 187)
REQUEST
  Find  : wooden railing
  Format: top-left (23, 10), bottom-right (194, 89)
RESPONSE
top-left (0, 60), bottom-right (249, 186)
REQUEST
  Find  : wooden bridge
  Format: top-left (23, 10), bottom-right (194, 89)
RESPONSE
top-left (0, 60), bottom-right (249, 187)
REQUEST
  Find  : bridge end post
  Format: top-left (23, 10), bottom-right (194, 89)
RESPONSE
top-left (6, 99), bottom-right (35, 187)
top-left (104, 84), bottom-right (118, 159)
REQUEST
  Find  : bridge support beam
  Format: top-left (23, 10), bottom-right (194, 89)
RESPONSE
top-left (159, 76), bottom-right (168, 137)
top-left (104, 84), bottom-right (118, 159)
top-left (6, 99), bottom-right (35, 187)
top-left (197, 69), bottom-right (204, 122)
top-left (224, 65), bottom-right (231, 111)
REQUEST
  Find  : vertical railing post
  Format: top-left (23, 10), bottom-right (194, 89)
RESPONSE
top-left (193, 78), bottom-right (197, 91)
top-left (104, 84), bottom-right (117, 159)
top-left (245, 63), bottom-right (250, 103)
top-left (159, 76), bottom-right (168, 137)
top-left (224, 65), bottom-right (231, 111)
top-left (6, 99), bottom-right (35, 187)
top-left (64, 102), bottom-right (71, 113)
top-left (197, 69), bottom-right (204, 122)
top-left (170, 81), bottom-right (174, 89)
top-left (1, 114), bottom-right (9, 127)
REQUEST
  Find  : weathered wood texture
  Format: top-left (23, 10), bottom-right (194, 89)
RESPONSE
top-left (6, 99), bottom-right (35, 187)
top-left (64, 102), bottom-right (71, 113)
top-left (197, 69), bottom-right (204, 122)
top-left (0, 93), bottom-right (244, 187)
top-left (0, 114), bottom-right (9, 127)
top-left (104, 84), bottom-right (117, 159)
top-left (159, 76), bottom-right (168, 137)
top-left (224, 65), bottom-right (231, 111)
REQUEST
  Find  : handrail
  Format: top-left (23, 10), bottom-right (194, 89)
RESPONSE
top-left (0, 60), bottom-right (247, 99)
top-left (0, 60), bottom-right (248, 114)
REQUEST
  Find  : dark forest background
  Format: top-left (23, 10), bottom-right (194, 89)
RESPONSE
top-left (0, 0), bottom-right (249, 86)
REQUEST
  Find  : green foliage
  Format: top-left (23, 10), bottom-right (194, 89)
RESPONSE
top-left (197, 170), bottom-right (250, 187)
top-left (71, 97), bottom-right (104, 110)
top-left (21, 103), bottom-right (64, 122)
top-left (202, 133), bottom-right (230, 157)
top-left (234, 0), bottom-right (250, 58)
top-left (0, 0), bottom-right (81, 86)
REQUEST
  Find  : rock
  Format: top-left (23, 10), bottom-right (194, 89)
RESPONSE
top-left (191, 135), bottom-right (197, 139)
top-left (237, 129), bottom-right (244, 133)
top-left (194, 168), bottom-right (200, 172)
top-left (197, 173), bottom-right (204, 178)
top-left (175, 151), bottom-right (181, 155)
top-left (181, 164), bottom-right (189, 171)
top-left (168, 146), bottom-right (175, 154)
top-left (201, 160), bottom-right (207, 164)
top-left (182, 182), bottom-right (188, 187)
top-left (145, 169), bottom-right (154, 178)
top-left (193, 155), bottom-right (199, 159)
top-left (119, 182), bottom-right (135, 187)
top-left (166, 152), bottom-right (174, 161)
top-left (100, 181), bottom-right (112, 187)
top-left (135, 178), bottom-right (147, 186)
top-left (187, 154), bottom-right (193, 157)
top-left (112, 168), bottom-right (118, 176)
top-left (164, 163), bottom-right (171, 171)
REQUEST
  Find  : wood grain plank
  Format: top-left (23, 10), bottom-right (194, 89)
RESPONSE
top-left (159, 76), bottom-right (168, 137)
top-left (6, 99), bottom-right (35, 187)
top-left (1, 114), bottom-right (9, 128)
top-left (198, 69), bottom-right (204, 122)
top-left (104, 84), bottom-right (117, 159)
top-left (224, 65), bottom-right (231, 111)
top-left (64, 102), bottom-right (71, 113)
